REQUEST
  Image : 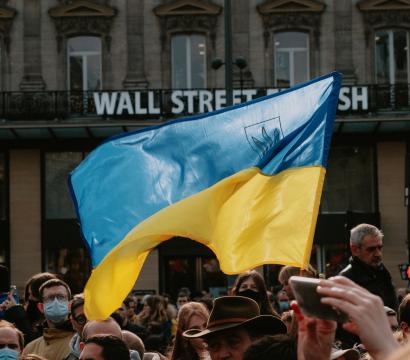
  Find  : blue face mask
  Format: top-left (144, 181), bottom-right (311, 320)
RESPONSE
top-left (0, 348), bottom-right (19, 360)
top-left (279, 300), bottom-right (290, 312)
top-left (43, 298), bottom-right (69, 324)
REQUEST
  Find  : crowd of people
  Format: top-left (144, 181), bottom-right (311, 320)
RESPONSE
top-left (1, 223), bottom-right (410, 359)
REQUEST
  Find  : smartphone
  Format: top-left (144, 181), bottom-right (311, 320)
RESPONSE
top-left (289, 276), bottom-right (348, 323)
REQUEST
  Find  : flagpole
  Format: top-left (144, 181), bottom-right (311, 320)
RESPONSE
top-left (224, 0), bottom-right (233, 106)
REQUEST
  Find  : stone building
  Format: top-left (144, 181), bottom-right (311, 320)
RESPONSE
top-left (0, 0), bottom-right (409, 297)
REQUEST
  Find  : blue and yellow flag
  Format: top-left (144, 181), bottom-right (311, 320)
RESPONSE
top-left (69, 72), bottom-right (341, 320)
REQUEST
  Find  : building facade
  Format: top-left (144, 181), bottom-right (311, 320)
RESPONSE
top-left (0, 0), bottom-right (409, 297)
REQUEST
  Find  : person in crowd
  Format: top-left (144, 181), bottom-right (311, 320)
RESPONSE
top-left (278, 265), bottom-right (317, 301)
top-left (385, 306), bottom-right (399, 332)
top-left (113, 302), bottom-right (145, 339)
top-left (231, 270), bottom-right (279, 317)
top-left (79, 335), bottom-right (130, 360)
top-left (82, 318), bottom-right (123, 341)
top-left (1, 272), bottom-right (56, 344)
top-left (170, 301), bottom-right (210, 360)
top-left (276, 289), bottom-right (290, 314)
top-left (22, 278), bottom-right (74, 360)
top-left (183, 296), bottom-right (287, 360)
top-left (176, 293), bottom-right (189, 312)
top-left (242, 334), bottom-right (297, 360)
top-left (0, 320), bottom-right (24, 359)
top-left (122, 330), bottom-right (145, 360)
top-left (162, 293), bottom-right (177, 321)
top-left (395, 293), bottom-right (410, 344)
top-left (123, 297), bottom-right (139, 323)
top-left (0, 265), bottom-right (15, 317)
top-left (135, 294), bottom-right (171, 349)
top-left (24, 272), bottom-right (58, 342)
top-left (65, 294), bottom-right (87, 360)
top-left (339, 223), bottom-right (398, 310)
top-left (82, 318), bottom-right (142, 360)
top-left (294, 276), bottom-right (400, 360)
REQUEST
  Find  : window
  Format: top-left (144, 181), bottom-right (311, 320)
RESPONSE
top-left (67, 36), bottom-right (102, 91)
top-left (171, 34), bottom-right (206, 89)
top-left (0, 153), bottom-right (5, 221)
top-left (274, 32), bottom-right (309, 87)
top-left (0, 153), bottom-right (7, 265)
top-left (321, 146), bottom-right (376, 213)
top-left (375, 29), bottom-right (409, 84)
top-left (45, 152), bottom-right (84, 219)
top-left (44, 152), bottom-right (91, 293)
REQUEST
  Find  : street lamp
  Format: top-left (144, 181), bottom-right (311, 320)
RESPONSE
top-left (212, 57), bottom-right (248, 92)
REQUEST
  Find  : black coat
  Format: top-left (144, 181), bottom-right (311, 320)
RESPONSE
top-left (339, 256), bottom-right (398, 311)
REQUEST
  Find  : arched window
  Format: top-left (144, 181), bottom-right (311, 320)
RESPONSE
top-left (375, 29), bottom-right (409, 84)
top-left (273, 31), bottom-right (309, 87)
top-left (171, 34), bottom-right (207, 89)
top-left (67, 36), bottom-right (102, 91)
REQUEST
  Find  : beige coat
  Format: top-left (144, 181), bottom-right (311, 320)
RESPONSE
top-left (22, 328), bottom-right (74, 360)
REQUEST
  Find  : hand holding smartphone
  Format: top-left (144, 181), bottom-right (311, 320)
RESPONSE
top-left (289, 276), bottom-right (348, 323)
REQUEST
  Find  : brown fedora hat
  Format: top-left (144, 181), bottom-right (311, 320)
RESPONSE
top-left (183, 296), bottom-right (287, 338)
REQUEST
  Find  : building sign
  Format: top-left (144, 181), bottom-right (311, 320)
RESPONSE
top-left (93, 87), bottom-right (369, 117)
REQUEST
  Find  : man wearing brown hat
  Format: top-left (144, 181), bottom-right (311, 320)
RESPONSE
top-left (183, 296), bottom-right (286, 360)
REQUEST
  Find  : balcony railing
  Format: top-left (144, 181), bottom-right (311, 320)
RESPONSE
top-left (0, 84), bottom-right (409, 121)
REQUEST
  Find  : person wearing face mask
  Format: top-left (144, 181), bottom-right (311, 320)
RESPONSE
top-left (231, 270), bottom-right (280, 317)
top-left (1, 272), bottom-right (56, 346)
top-left (0, 320), bottom-right (24, 360)
top-left (276, 290), bottom-right (290, 314)
top-left (22, 279), bottom-right (74, 360)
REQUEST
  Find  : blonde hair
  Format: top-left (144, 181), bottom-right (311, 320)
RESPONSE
top-left (170, 302), bottom-right (209, 360)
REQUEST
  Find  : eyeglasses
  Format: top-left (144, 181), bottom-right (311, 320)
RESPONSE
top-left (72, 314), bottom-right (87, 325)
top-left (43, 294), bottom-right (68, 303)
top-left (362, 245), bottom-right (383, 253)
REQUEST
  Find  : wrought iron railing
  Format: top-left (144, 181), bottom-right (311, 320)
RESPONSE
top-left (0, 84), bottom-right (409, 121)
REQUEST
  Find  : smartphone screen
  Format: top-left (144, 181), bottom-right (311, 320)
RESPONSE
top-left (289, 276), bottom-right (348, 323)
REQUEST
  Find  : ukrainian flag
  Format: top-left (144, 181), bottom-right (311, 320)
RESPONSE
top-left (69, 72), bottom-right (341, 320)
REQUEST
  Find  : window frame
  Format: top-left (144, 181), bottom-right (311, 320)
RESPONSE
top-left (67, 36), bottom-right (103, 92)
top-left (0, 150), bottom-right (9, 267)
top-left (171, 33), bottom-right (207, 89)
top-left (41, 149), bottom-right (93, 289)
top-left (374, 28), bottom-right (410, 85)
top-left (273, 31), bottom-right (310, 87)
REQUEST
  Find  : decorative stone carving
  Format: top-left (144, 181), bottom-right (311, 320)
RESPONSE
top-left (154, 0), bottom-right (221, 50)
top-left (358, 1), bottom-right (410, 45)
top-left (0, 2), bottom-right (16, 52)
top-left (257, 0), bottom-right (325, 48)
top-left (48, 0), bottom-right (116, 52)
top-left (357, 0), bottom-right (410, 11)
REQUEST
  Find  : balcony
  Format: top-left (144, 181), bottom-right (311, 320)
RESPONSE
top-left (0, 84), bottom-right (408, 122)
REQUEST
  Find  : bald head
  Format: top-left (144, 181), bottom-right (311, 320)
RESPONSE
top-left (122, 330), bottom-right (144, 359)
top-left (82, 317), bottom-right (122, 341)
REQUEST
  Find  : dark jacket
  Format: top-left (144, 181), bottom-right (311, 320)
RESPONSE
top-left (339, 256), bottom-right (398, 311)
